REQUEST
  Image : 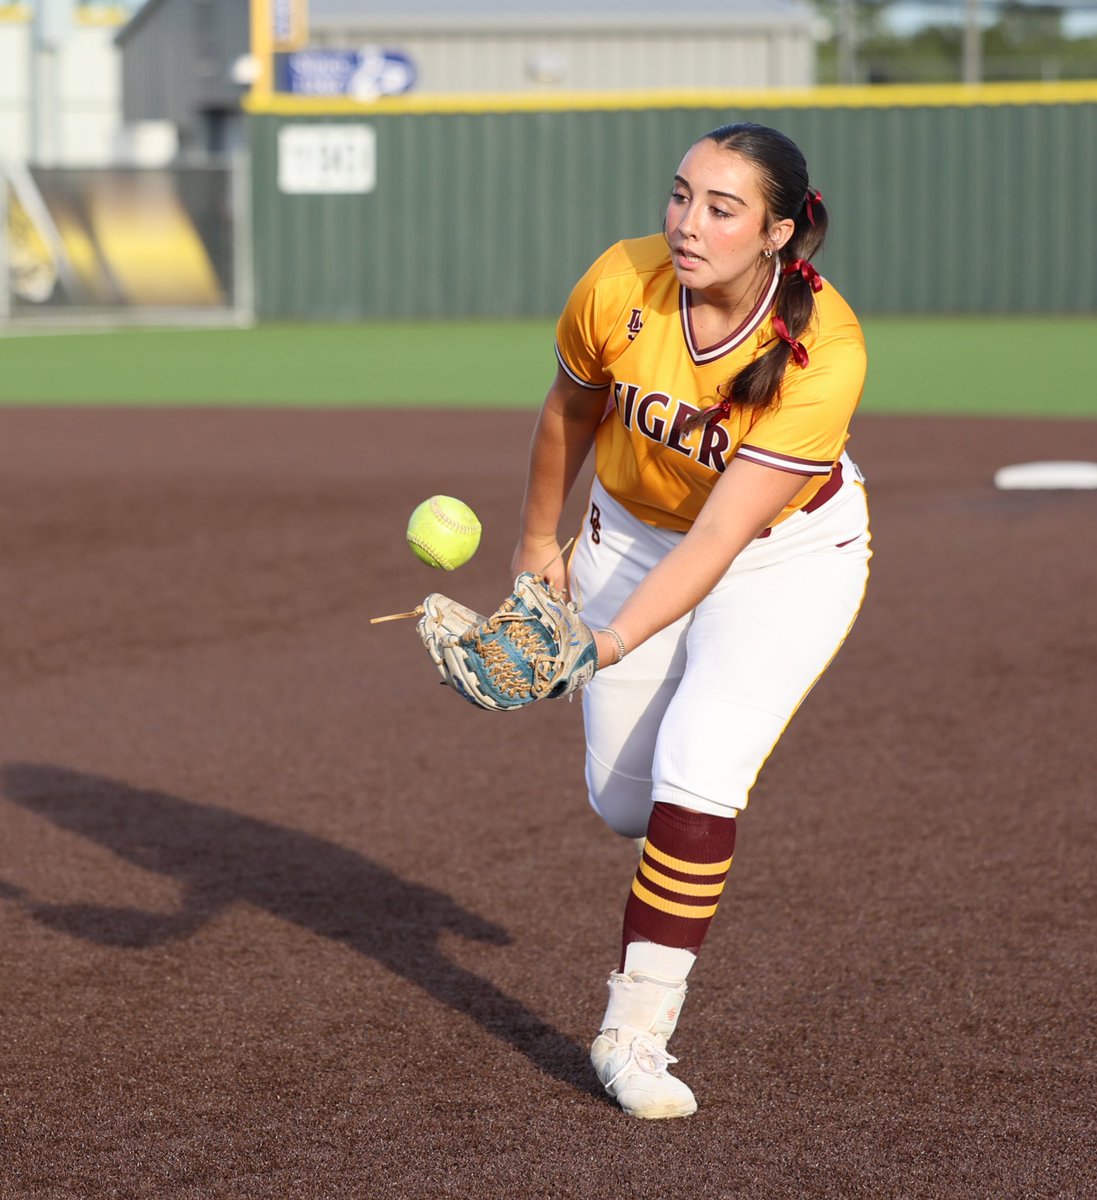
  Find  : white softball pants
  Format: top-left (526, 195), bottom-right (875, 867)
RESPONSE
top-left (569, 456), bottom-right (871, 838)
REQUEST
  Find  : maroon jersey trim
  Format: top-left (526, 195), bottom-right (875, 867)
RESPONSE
top-left (680, 261), bottom-right (780, 366)
top-left (735, 443), bottom-right (834, 476)
top-left (555, 342), bottom-right (610, 390)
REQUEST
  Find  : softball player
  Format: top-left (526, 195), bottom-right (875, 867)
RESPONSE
top-left (511, 123), bottom-right (871, 1119)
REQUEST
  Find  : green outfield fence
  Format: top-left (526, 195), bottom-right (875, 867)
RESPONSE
top-left (245, 81), bottom-right (1097, 322)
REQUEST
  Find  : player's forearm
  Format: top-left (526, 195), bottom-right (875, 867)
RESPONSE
top-left (519, 411), bottom-right (594, 540)
top-left (518, 385), bottom-right (605, 543)
top-left (597, 458), bottom-right (806, 661)
top-left (599, 529), bottom-right (741, 658)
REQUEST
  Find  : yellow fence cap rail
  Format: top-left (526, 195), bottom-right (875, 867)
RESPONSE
top-left (244, 79), bottom-right (1097, 117)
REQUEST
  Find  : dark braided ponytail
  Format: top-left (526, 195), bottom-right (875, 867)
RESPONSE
top-left (697, 123), bottom-right (828, 421)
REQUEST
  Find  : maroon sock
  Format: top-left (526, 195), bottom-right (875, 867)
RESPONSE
top-left (621, 802), bottom-right (736, 968)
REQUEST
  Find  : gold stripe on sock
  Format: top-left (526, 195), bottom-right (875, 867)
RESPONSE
top-left (643, 840), bottom-right (733, 876)
top-left (631, 877), bottom-right (720, 920)
top-left (639, 860), bottom-right (727, 897)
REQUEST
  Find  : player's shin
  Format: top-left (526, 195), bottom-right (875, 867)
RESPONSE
top-left (623, 801), bottom-right (736, 971)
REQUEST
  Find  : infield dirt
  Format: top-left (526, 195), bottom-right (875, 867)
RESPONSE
top-left (1, 410), bottom-right (1094, 1199)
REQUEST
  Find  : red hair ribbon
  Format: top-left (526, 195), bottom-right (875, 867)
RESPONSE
top-left (696, 387), bottom-right (734, 424)
top-left (772, 314), bottom-right (809, 368)
top-left (804, 188), bottom-right (822, 226)
top-left (782, 257), bottom-right (823, 293)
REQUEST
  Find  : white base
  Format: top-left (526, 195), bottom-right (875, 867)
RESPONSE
top-left (993, 461), bottom-right (1097, 491)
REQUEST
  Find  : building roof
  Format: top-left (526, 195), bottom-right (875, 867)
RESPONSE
top-left (310, 0), bottom-right (816, 34)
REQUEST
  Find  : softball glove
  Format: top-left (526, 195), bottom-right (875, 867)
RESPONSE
top-left (417, 572), bottom-right (599, 711)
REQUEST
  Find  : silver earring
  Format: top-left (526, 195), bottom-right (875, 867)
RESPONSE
top-left (763, 248), bottom-right (773, 259)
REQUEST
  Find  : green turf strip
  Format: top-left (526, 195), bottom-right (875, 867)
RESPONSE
top-left (1, 316), bottom-right (1094, 417)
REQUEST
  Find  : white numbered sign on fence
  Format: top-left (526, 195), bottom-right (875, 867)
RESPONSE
top-left (277, 125), bottom-right (377, 195)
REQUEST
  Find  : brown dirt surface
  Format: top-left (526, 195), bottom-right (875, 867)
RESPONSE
top-left (1, 409), bottom-right (1094, 1200)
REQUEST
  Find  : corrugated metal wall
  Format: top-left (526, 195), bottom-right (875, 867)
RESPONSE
top-left (248, 93), bottom-right (1097, 320)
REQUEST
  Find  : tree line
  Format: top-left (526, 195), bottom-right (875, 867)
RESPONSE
top-left (816, 1), bottom-right (1097, 84)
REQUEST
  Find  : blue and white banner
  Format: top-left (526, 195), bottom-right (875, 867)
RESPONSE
top-left (282, 47), bottom-right (416, 99)
top-left (271, 0), bottom-right (307, 50)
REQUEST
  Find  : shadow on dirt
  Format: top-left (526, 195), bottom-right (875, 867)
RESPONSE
top-left (1, 761), bottom-right (599, 1095)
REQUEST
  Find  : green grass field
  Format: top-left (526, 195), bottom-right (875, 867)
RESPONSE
top-left (1, 316), bottom-right (1094, 417)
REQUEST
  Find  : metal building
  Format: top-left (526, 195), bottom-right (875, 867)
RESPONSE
top-left (0, 2), bottom-right (129, 167)
top-left (115, 0), bottom-right (819, 160)
top-left (115, 0), bottom-right (250, 161)
top-left (306, 0), bottom-right (820, 95)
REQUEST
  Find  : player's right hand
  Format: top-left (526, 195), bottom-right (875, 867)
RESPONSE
top-left (510, 535), bottom-right (568, 597)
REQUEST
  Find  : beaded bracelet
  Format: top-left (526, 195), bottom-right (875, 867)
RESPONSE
top-left (599, 627), bottom-right (627, 666)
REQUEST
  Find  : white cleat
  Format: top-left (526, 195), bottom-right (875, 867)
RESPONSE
top-left (591, 1025), bottom-right (697, 1119)
top-left (590, 970), bottom-right (696, 1119)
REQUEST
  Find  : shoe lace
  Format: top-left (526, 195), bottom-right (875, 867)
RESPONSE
top-left (604, 1032), bottom-right (678, 1090)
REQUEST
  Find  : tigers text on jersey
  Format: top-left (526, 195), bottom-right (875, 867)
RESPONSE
top-left (555, 234), bottom-right (867, 532)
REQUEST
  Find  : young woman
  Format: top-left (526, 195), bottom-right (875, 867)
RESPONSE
top-left (511, 123), bottom-right (872, 1119)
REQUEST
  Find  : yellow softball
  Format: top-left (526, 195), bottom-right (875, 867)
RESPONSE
top-left (406, 495), bottom-right (482, 570)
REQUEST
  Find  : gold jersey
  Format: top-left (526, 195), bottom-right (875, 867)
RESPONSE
top-left (555, 234), bottom-right (867, 532)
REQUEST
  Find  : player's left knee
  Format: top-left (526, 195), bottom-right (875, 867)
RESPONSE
top-left (650, 785), bottom-right (744, 821)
